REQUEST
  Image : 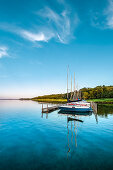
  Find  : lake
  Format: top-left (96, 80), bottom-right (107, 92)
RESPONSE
top-left (0, 100), bottom-right (113, 170)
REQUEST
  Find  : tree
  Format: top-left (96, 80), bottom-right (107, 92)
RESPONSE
top-left (83, 92), bottom-right (89, 99)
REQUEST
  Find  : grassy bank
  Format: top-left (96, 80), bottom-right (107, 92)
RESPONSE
top-left (32, 98), bottom-right (67, 103)
top-left (87, 98), bottom-right (113, 104)
top-left (32, 98), bottom-right (113, 104)
top-left (20, 97), bottom-right (113, 104)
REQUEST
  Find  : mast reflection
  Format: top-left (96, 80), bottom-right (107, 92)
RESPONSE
top-left (58, 110), bottom-right (92, 159)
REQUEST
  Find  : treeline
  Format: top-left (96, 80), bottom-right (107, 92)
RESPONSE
top-left (32, 85), bottom-right (113, 100)
top-left (32, 93), bottom-right (67, 100)
top-left (81, 85), bottom-right (113, 99)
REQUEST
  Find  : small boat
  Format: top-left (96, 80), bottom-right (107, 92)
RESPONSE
top-left (63, 68), bottom-right (92, 113)
top-left (59, 100), bottom-right (92, 112)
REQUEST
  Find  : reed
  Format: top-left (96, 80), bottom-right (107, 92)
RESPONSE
top-left (32, 98), bottom-right (67, 103)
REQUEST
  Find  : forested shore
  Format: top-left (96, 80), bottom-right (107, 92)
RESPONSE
top-left (20, 85), bottom-right (113, 103)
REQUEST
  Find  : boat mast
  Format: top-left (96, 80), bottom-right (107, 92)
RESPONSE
top-left (77, 82), bottom-right (78, 99)
top-left (79, 90), bottom-right (82, 100)
top-left (67, 65), bottom-right (69, 101)
top-left (71, 75), bottom-right (72, 99)
top-left (74, 72), bottom-right (75, 99)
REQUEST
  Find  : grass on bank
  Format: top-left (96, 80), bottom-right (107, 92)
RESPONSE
top-left (20, 97), bottom-right (113, 104)
top-left (32, 98), bottom-right (113, 104)
top-left (87, 98), bottom-right (113, 103)
top-left (32, 98), bottom-right (67, 103)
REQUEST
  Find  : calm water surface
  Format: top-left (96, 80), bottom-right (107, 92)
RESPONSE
top-left (0, 100), bottom-right (113, 170)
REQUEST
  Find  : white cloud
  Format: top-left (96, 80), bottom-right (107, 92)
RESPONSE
top-left (20, 30), bottom-right (54, 42)
top-left (0, 46), bottom-right (8, 58)
top-left (37, 7), bottom-right (79, 43)
top-left (0, 1), bottom-right (79, 44)
top-left (0, 24), bottom-right (55, 43)
top-left (105, 0), bottom-right (113, 29)
top-left (91, 0), bottom-right (113, 30)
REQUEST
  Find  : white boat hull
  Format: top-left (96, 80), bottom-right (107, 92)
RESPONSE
top-left (59, 106), bottom-right (92, 112)
top-left (59, 101), bottom-right (92, 112)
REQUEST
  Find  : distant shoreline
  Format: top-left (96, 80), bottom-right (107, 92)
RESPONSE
top-left (20, 98), bottom-right (113, 104)
top-left (0, 99), bottom-right (19, 100)
top-left (1, 97), bottom-right (113, 104)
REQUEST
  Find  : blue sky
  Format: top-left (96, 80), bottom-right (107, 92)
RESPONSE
top-left (0, 0), bottom-right (113, 98)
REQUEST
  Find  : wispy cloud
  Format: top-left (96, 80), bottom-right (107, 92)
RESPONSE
top-left (20, 29), bottom-right (54, 42)
top-left (0, 46), bottom-right (8, 58)
top-left (0, 0), bottom-right (79, 45)
top-left (91, 0), bottom-right (113, 30)
top-left (0, 23), bottom-right (55, 43)
top-left (37, 7), bottom-right (79, 43)
top-left (105, 0), bottom-right (113, 29)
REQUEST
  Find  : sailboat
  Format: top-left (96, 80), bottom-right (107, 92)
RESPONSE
top-left (59, 100), bottom-right (92, 112)
top-left (59, 68), bottom-right (92, 112)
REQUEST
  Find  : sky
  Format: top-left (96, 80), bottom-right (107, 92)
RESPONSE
top-left (0, 0), bottom-right (113, 98)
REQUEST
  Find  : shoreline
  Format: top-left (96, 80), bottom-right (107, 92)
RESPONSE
top-left (20, 98), bottom-right (113, 104)
top-left (1, 98), bottom-right (113, 104)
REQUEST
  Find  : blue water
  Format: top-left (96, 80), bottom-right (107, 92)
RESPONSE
top-left (0, 100), bottom-right (113, 170)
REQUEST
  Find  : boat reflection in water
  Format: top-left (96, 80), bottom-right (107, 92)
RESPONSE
top-left (58, 110), bottom-right (92, 116)
top-left (41, 107), bottom-right (93, 159)
top-left (58, 110), bottom-right (92, 159)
